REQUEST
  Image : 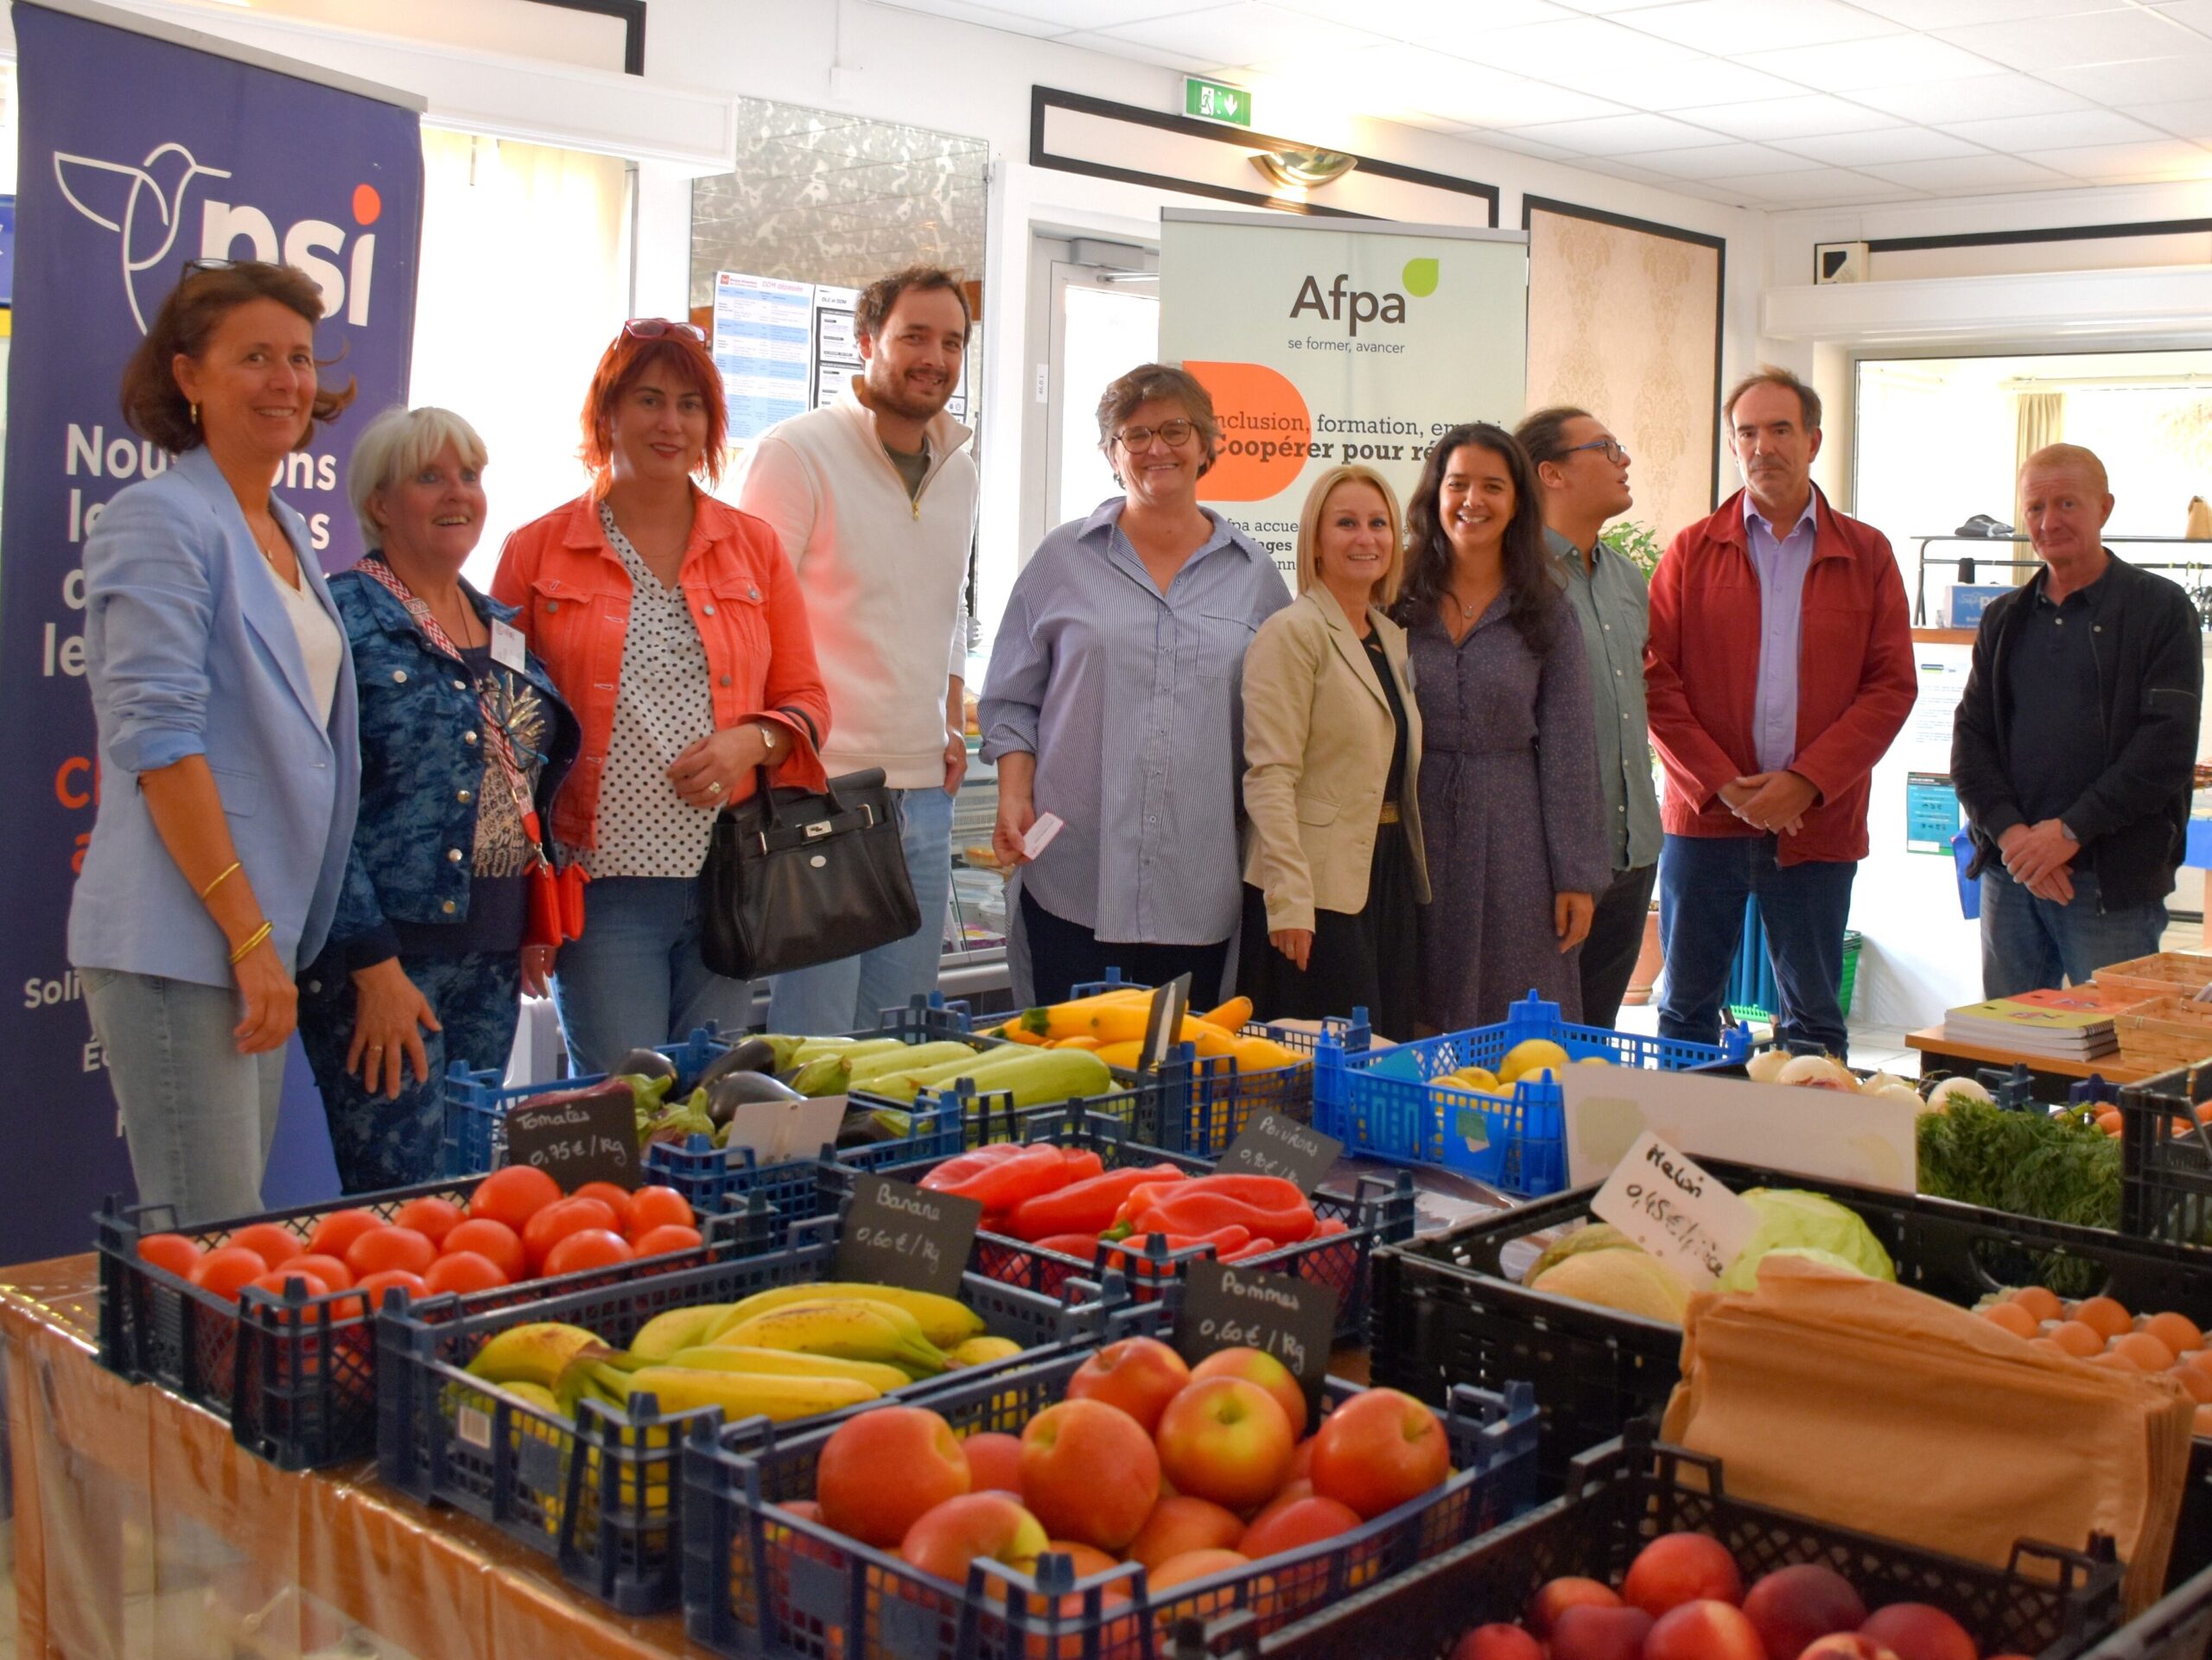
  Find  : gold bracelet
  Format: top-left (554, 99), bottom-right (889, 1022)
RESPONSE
top-left (229, 921), bottom-right (273, 965)
top-left (199, 861), bottom-right (242, 901)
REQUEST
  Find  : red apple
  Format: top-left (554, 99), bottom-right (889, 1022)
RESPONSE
top-left (1527, 1576), bottom-right (1623, 1637)
top-left (1446, 1626), bottom-right (1543, 1660)
top-left (816, 1406), bottom-right (970, 1547)
top-left (1019, 1398), bottom-right (1160, 1551)
top-left (963, 1431), bottom-right (1025, 1498)
top-left (1622, 1531), bottom-right (1743, 1617)
top-left (1743, 1563), bottom-right (1869, 1658)
top-left (1802, 1638), bottom-right (1902, 1660)
top-left (1144, 1546), bottom-right (1259, 1626)
top-left (1127, 1496), bottom-right (1247, 1569)
top-left (900, 1493), bottom-right (1048, 1587)
top-left (1859, 1603), bottom-right (1978, 1660)
top-left (1154, 1378), bottom-right (1295, 1512)
top-left (1548, 1604), bottom-right (1653, 1660)
top-left (1309, 1389), bottom-right (1450, 1519)
top-left (1643, 1600), bottom-right (1765, 1660)
top-left (1236, 1494), bottom-right (1361, 1561)
top-left (1192, 1347), bottom-right (1309, 1438)
top-left (1065, 1337), bottom-right (1191, 1434)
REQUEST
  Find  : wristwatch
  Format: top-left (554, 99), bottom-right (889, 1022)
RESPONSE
top-left (755, 721), bottom-right (779, 754)
top-left (2060, 821), bottom-right (2078, 844)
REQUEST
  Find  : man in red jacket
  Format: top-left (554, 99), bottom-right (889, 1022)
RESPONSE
top-left (1645, 367), bottom-right (1915, 1059)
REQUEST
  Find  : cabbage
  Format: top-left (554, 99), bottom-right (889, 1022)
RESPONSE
top-left (1717, 1188), bottom-right (1895, 1292)
top-left (1759, 1246), bottom-right (1871, 1277)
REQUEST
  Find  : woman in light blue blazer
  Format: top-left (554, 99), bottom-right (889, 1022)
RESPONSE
top-left (70, 261), bottom-right (360, 1224)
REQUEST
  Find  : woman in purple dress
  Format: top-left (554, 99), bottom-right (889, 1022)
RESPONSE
top-left (1395, 423), bottom-right (1608, 1031)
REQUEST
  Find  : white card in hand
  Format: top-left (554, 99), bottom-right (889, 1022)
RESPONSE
top-left (1022, 811), bottom-right (1065, 861)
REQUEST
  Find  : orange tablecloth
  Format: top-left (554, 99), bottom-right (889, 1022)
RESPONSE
top-left (3, 1254), bottom-right (715, 1659)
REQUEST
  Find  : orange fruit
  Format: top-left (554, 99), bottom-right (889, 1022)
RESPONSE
top-left (2011, 1286), bottom-right (2063, 1324)
top-left (229, 1223), bottom-right (303, 1267)
top-left (2195, 1100), bottom-right (2212, 1124)
top-left (2091, 1350), bottom-right (2140, 1371)
top-left (522, 1196), bottom-right (620, 1274)
top-left (137, 1233), bottom-right (203, 1277)
top-left (2075, 1297), bottom-right (2133, 1340)
top-left (442, 1218), bottom-right (526, 1282)
top-left (542, 1229), bottom-right (634, 1276)
top-left (2114, 1332), bottom-right (2177, 1371)
top-left (191, 1246), bottom-right (271, 1301)
top-left (2050, 1321), bottom-right (2105, 1358)
top-left (345, 1225), bottom-right (436, 1281)
top-left (630, 1223), bottom-right (703, 1258)
top-left (2174, 1364), bottom-right (2212, 1404)
top-left (2145, 1312), bottom-right (2204, 1355)
top-left (2188, 1349), bottom-right (2212, 1379)
top-left (1980, 1303), bottom-right (2037, 1339)
top-left (627, 1186), bottom-right (696, 1237)
top-left (423, 1250), bottom-right (508, 1295)
top-left (285, 1252), bottom-right (354, 1292)
top-left (2096, 1109), bottom-right (2124, 1136)
top-left (573, 1181), bottom-right (636, 1233)
top-left (306, 1209), bottom-right (384, 1261)
top-left (392, 1197), bottom-right (464, 1247)
top-left (2028, 1337), bottom-right (2064, 1355)
top-left (467, 1166), bottom-right (563, 1233)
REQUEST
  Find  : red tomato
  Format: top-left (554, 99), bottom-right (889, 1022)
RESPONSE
top-left (349, 1268), bottom-right (430, 1318)
top-left (137, 1233), bottom-right (203, 1277)
top-left (345, 1225), bottom-right (437, 1281)
top-left (284, 1252), bottom-right (354, 1292)
top-left (228, 1223), bottom-right (303, 1267)
top-left (522, 1197), bottom-right (619, 1274)
top-left (391, 1196), bottom-right (465, 1247)
top-left (630, 1224), bottom-right (703, 1258)
top-left (573, 1181), bottom-right (635, 1233)
top-left (423, 1250), bottom-right (509, 1295)
top-left (542, 1229), bottom-right (634, 1277)
top-left (305, 1208), bottom-right (383, 1261)
top-left (246, 1268), bottom-right (331, 1304)
top-left (442, 1218), bottom-right (526, 1282)
top-left (626, 1186), bottom-right (695, 1237)
top-left (467, 1165), bottom-right (563, 1232)
top-left (191, 1246), bottom-right (271, 1301)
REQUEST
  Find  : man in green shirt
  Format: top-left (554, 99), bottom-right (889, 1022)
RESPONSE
top-left (1516, 406), bottom-right (1663, 1027)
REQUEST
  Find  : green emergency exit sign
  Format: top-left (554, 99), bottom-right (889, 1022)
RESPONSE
top-left (1185, 77), bottom-right (1251, 127)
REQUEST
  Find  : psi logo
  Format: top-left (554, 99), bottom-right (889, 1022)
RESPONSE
top-left (54, 140), bottom-right (382, 334)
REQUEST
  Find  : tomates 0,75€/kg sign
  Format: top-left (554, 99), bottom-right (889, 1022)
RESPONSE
top-left (498, 1084), bottom-right (639, 1191)
top-left (1174, 1257), bottom-right (1337, 1397)
top-left (833, 1173), bottom-right (982, 1299)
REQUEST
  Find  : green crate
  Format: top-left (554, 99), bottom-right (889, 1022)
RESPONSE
top-left (1729, 928), bottom-right (1861, 1027)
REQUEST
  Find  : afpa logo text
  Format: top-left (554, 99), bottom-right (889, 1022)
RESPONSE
top-left (1288, 258), bottom-right (1440, 339)
top-left (54, 141), bottom-right (382, 334)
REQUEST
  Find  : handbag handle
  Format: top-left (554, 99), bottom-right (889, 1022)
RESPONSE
top-left (746, 764), bottom-right (858, 829)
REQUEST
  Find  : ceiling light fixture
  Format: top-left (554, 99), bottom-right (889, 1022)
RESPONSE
top-left (1249, 146), bottom-right (1357, 192)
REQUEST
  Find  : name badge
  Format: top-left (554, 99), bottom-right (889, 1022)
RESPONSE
top-left (490, 619), bottom-right (528, 673)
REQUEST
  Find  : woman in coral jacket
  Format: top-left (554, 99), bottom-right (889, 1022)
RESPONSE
top-left (493, 320), bottom-right (830, 1074)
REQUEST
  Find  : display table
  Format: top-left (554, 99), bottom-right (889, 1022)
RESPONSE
top-left (1905, 1026), bottom-right (2176, 1099)
top-left (2, 1255), bottom-right (716, 1660)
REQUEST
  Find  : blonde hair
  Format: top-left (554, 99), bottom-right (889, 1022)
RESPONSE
top-left (1294, 465), bottom-right (1405, 608)
top-left (2019, 442), bottom-right (2109, 497)
top-left (347, 405), bottom-right (488, 544)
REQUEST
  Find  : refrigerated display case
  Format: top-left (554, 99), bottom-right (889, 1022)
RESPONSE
top-left (941, 741), bottom-right (1012, 1005)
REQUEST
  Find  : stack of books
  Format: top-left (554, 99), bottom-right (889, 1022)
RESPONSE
top-left (1942, 986), bottom-right (2135, 1059)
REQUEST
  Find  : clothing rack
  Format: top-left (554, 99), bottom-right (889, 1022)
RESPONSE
top-left (1911, 533), bottom-right (2212, 626)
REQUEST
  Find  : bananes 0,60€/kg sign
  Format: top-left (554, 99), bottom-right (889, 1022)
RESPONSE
top-left (833, 1173), bottom-right (981, 1300)
top-left (1217, 1110), bottom-right (1342, 1195)
top-left (499, 1084), bottom-right (639, 1191)
top-left (1174, 1257), bottom-right (1337, 1398)
top-left (1590, 1129), bottom-right (1758, 1290)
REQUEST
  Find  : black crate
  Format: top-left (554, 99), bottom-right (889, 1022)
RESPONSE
top-left (377, 1215), bottom-right (1135, 1616)
top-left (2082, 1558), bottom-right (2212, 1657)
top-left (1369, 1155), bottom-right (2212, 1589)
top-left (94, 1180), bottom-right (767, 1470)
top-left (810, 1104), bottom-right (1413, 1345)
top-left (2119, 1065), bottom-right (2212, 1250)
top-left (1204, 1428), bottom-right (2126, 1660)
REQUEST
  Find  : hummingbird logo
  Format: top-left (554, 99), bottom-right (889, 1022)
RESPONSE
top-left (54, 141), bottom-right (232, 334)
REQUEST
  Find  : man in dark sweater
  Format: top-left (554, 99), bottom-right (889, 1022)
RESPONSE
top-left (1951, 443), bottom-right (2202, 996)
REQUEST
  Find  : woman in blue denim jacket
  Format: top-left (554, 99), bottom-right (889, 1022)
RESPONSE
top-left (299, 407), bottom-right (580, 1192)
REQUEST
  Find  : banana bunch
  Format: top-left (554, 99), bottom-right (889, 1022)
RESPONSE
top-left (466, 1321), bottom-right (610, 1390)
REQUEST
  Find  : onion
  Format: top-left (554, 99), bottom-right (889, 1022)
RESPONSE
top-left (1745, 1049), bottom-right (1792, 1084)
top-left (1778, 1053), bottom-right (1855, 1091)
top-left (1924, 1074), bottom-right (1993, 1109)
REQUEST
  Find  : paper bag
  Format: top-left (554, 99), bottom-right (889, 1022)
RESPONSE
top-left (1659, 1256), bottom-right (2196, 1614)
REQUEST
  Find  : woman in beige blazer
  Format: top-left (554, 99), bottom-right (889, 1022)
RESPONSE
top-left (1238, 465), bottom-right (1430, 1039)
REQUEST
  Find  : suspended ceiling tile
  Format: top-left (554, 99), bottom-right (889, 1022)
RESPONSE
top-left (1624, 0), bottom-right (1900, 53)
top-left (1668, 92), bottom-right (1911, 141)
top-left (1934, 9), bottom-right (2212, 72)
top-left (1736, 32), bottom-right (2009, 89)
top-left (1090, 2), bottom-right (1395, 66)
top-left (2132, 96), bottom-right (2212, 138)
top-left (1848, 69), bottom-right (2096, 120)
top-left (1940, 107), bottom-right (2169, 149)
top-left (1494, 110), bottom-right (1740, 156)
top-left (1637, 58), bottom-right (1821, 110)
top-left (1630, 140), bottom-right (1828, 177)
top-left (1858, 151), bottom-right (2076, 188)
top-left (2018, 137), bottom-right (2212, 180)
top-left (1776, 126), bottom-right (1987, 166)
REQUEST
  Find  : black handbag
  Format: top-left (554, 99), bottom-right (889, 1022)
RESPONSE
top-left (698, 766), bottom-right (921, 981)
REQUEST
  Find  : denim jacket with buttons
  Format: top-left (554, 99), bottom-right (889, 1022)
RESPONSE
top-left (325, 563), bottom-right (581, 969)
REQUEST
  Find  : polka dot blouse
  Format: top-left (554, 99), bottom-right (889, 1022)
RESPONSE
top-left (579, 503), bottom-right (720, 879)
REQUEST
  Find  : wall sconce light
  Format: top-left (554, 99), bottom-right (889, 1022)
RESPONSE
top-left (1249, 147), bottom-right (1357, 191)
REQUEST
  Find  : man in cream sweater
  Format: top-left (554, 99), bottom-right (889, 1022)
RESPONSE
top-left (738, 266), bottom-right (979, 1033)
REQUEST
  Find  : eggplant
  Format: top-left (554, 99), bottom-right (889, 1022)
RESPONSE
top-left (612, 1046), bottom-right (677, 1083)
top-left (697, 1038), bottom-right (778, 1092)
top-left (706, 1070), bottom-right (804, 1127)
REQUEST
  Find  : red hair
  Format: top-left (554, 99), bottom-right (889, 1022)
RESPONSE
top-left (578, 327), bottom-right (728, 493)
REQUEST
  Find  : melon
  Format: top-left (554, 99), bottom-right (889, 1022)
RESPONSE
top-left (1531, 1250), bottom-right (1692, 1326)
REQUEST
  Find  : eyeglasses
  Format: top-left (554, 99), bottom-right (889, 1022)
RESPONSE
top-left (1565, 436), bottom-right (1629, 465)
top-left (1115, 419), bottom-right (1196, 451)
top-left (180, 257), bottom-right (245, 278)
top-left (623, 317), bottom-right (706, 342)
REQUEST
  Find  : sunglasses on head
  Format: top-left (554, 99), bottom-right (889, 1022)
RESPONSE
top-left (623, 317), bottom-right (706, 342)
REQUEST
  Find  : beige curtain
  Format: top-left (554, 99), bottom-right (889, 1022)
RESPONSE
top-left (2013, 392), bottom-right (2065, 580)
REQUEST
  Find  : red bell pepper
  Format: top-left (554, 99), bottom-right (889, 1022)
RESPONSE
top-left (925, 1143), bottom-right (1071, 1214)
top-left (1099, 1224), bottom-right (1251, 1271)
top-left (919, 1142), bottom-right (1033, 1193)
top-left (1056, 1148), bottom-right (1106, 1185)
top-left (1028, 1231), bottom-right (1103, 1261)
top-left (1003, 1163), bottom-right (1187, 1242)
top-left (1128, 1175), bottom-right (1316, 1246)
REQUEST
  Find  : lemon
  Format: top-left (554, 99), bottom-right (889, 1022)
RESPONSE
top-left (1497, 1038), bottom-right (1569, 1084)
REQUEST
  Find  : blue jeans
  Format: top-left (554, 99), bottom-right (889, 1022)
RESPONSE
top-left (1980, 866), bottom-right (2167, 998)
top-left (80, 965), bottom-right (286, 1225)
top-left (550, 876), bottom-right (751, 1076)
top-left (768, 785), bottom-right (954, 1035)
top-left (1657, 834), bottom-right (1858, 1059)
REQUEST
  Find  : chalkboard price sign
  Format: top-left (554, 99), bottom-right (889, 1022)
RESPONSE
top-left (1174, 1258), bottom-right (1338, 1394)
top-left (499, 1084), bottom-right (639, 1191)
top-left (833, 1173), bottom-right (981, 1299)
top-left (1217, 1110), bottom-right (1342, 1194)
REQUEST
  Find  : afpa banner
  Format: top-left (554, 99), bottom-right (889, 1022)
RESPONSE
top-left (1157, 208), bottom-right (1529, 583)
top-left (0, 1), bottom-right (422, 1258)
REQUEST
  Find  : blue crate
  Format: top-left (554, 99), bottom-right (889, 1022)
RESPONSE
top-left (680, 1339), bottom-right (1539, 1660)
top-left (1313, 991), bottom-right (1749, 1198)
top-left (377, 1212), bottom-right (1135, 1617)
